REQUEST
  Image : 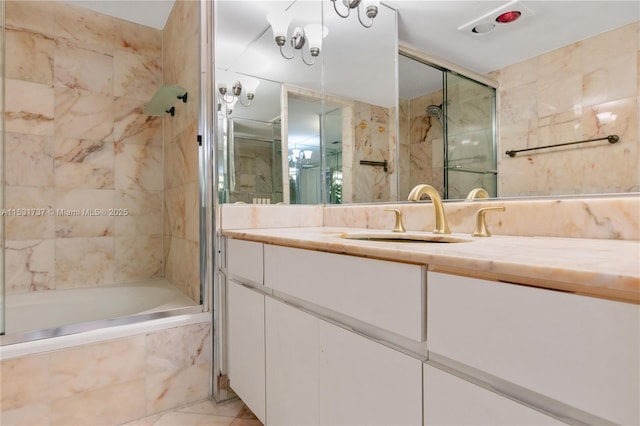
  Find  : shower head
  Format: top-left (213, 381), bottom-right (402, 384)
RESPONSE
top-left (426, 104), bottom-right (443, 123)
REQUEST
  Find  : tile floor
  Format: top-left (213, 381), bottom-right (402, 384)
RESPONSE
top-left (121, 398), bottom-right (263, 426)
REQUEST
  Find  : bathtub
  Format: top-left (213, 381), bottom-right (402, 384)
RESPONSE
top-left (0, 279), bottom-right (204, 350)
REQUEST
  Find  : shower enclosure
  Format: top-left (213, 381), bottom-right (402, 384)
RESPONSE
top-left (399, 51), bottom-right (497, 199)
top-left (0, 0), bottom-right (208, 345)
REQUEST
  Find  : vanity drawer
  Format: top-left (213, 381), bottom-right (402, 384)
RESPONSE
top-left (227, 238), bottom-right (264, 285)
top-left (427, 271), bottom-right (640, 425)
top-left (264, 244), bottom-right (426, 342)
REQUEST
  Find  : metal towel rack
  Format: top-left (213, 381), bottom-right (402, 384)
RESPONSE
top-left (359, 160), bottom-right (388, 172)
top-left (505, 134), bottom-right (619, 157)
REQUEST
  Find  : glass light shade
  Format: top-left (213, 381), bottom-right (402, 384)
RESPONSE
top-left (303, 24), bottom-right (328, 50)
top-left (362, 0), bottom-right (380, 8)
top-left (266, 11), bottom-right (291, 39)
top-left (292, 148), bottom-right (301, 158)
top-left (242, 75), bottom-right (260, 94)
top-left (304, 150), bottom-right (313, 159)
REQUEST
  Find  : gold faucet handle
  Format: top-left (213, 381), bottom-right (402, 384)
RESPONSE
top-left (384, 209), bottom-right (407, 233)
top-left (472, 206), bottom-right (505, 237)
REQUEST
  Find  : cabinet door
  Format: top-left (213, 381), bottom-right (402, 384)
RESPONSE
top-left (424, 365), bottom-right (565, 425)
top-left (228, 280), bottom-right (265, 423)
top-left (319, 321), bottom-right (422, 426)
top-left (265, 298), bottom-right (320, 426)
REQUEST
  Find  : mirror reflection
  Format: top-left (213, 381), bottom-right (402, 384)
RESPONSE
top-left (215, 1), bottom-right (639, 204)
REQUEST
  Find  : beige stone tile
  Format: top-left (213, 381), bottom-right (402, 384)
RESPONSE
top-left (51, 378), bottom-right (146, 426)
top-left (154, 412), bottom-right (235, 426)
top-left (53, 2), bottom-right (115, 55)
top-left (5, 29), bottom-right (55, 85)
top-left (145, 363), bottom-right (211, 414)
top-left (114, 51), bottom-right (162, 102)
top-left (4, 187), bottom-right (55, 240)
top-left (146, 323), bottom-right (211, 375)
top-left (114, 190), bottom-right (163, 237)
top-left (54, 39), bottom-right (114, 95)
top-left (4, 239), bottom-right (55, 294)
top-left (50, 336), bottom-right (146, 399)
top-left (178, 399), bottom-right (244, 417)
top-left (164, 187), bottom-right (186, 238)
top-left (164, 237), bottom-right (199, 301)
top-left (0, 403), bottom-right (50, 426)
top-left (114, 97), bottom-right (162, 145)
top-left (0, 354), bottom-right (50, 411)
top-left (55, 237), bottom-right (114, 289)
top-left (114, 142), bottom-right (162, 191)
top-left (114, 18), bottom-right (162, 59)
top-left (5, 1), bottom-right (55, 37)
top-left (54, 188), bottom-right (115, 238)
top-left (5, 133), bottom-right (54, 187)
top-left (55, 87), bottom-right (114, 141)
top-left (536, 43), bottom-right (583, 118)
top-left (114, 235), bottom-right (163, 282)
top-left (184, 182), bottom-right (200, 242)
top-left (5, 79), bottom-right (55, 136)
top-left (54, 138), bottom-right (115, 189)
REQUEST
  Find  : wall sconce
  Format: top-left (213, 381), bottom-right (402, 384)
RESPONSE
top-left (267, 12), bottom-right (328, 66)
top-left (331, 0), bottom-right (380, 28)
top-left (289, 148), bottom-right (313, 164)
top-left (217, 71), bottom-right (260, 110)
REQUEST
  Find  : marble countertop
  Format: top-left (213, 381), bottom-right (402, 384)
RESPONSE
top-left (222, 227), bottom-right (640, 304)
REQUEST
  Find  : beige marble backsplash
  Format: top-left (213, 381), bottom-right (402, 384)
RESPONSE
top-left (220, 194), bottom-right (640, 241)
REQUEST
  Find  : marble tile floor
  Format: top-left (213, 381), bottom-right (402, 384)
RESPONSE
top-left (121, 398), bottom-right (263, 426)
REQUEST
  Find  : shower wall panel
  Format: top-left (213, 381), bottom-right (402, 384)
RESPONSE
top-left (3, 1), bottom-right (163, 293)
top-left (162, 0), bottom-right (201, 303)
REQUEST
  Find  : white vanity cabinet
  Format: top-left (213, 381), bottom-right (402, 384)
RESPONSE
top-left (265, 297), bottom-right (423, 426)
top-left (227, 280), bottom-right (266, 424)
top-left (423, 364), bottom-right (565, 425)
top-left (427, 271), bottom-right (640, 425)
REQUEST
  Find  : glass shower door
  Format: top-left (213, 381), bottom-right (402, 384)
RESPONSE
top-left (444, 73), bottom-right (497, 199)
top-left (1, 0), bottom-right (5, 336)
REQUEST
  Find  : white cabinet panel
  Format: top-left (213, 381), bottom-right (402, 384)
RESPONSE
top-left (265, 244), bottom-right (426, 341)
top-left (265, 298), bottom-right (320, 426)
top-left (228, 280), bottom-right (265, 423)
top-left (228, 239), bottom-right (263, 285)
top-left (424, 365), bottom-right (565, 425)
top-left (427, 271), bottom-right (640, 425)
top-left (319, 321), bottom-right (423, 426)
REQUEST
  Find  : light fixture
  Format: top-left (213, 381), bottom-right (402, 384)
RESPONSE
top-left (266, 11), bottom-right (328, 66)
top-left (217, 70), bottom-right (260, 109)
top-left (288, 148), bottom-right (313, 164)
top-left (331, 0), bottom-right (380, 28)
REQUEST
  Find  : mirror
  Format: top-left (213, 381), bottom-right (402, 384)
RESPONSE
top-left (216, 1), bottom-right (639, 204)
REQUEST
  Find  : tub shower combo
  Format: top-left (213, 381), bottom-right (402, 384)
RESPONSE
top-left (0, 1), bottom-right (220, 424)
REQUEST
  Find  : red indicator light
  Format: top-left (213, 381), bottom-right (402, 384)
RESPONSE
top-left (496, 11), bottom-right (521, 23)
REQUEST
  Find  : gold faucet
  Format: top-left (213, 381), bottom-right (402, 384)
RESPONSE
top-left (472, 206), bottom-right (505, 237)
top-left (407, 184), bottom-right (451, 234)
top-left (466, 188), bottom-right (490, 200)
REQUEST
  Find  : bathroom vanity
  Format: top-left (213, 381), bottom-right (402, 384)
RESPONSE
top-left (221, 227), bottom-right (639, 426)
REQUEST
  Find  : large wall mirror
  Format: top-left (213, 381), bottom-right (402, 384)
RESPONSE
top-left (216, 1), bottom-right (639, 204)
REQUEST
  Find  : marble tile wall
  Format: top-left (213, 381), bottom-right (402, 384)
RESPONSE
top-left (162, 0), bottom-right (201, 303)
top-left (351, 101), bottom-right (394, 203)
top-left (399, 91), bottom-right (445, 199)
top-left (229, 139), bottom-right (282, 204)
top-left (492, 21), bottom-right (639, 197)
top-left (0, 322), bottom-right (211, 425)
top-left (3, 1), bottom-right (163, 294)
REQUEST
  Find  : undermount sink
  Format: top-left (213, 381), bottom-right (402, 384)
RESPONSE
top-left (340, 232), bottom-right (471, 243)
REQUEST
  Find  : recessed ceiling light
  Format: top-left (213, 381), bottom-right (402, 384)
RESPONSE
top-left (496, 11), bottom-right (521, 24)
top-left (472, 22), bottom-right (496, 34)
